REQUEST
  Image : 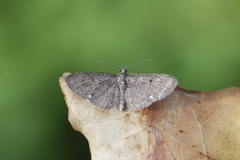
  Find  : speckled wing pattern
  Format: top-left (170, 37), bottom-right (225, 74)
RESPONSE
top-left (65, 73), bottom-right (120, 109)
top-left (125, 74), bottom-right (177, 110)
top-left (65, 72), bottom-right (177, 110)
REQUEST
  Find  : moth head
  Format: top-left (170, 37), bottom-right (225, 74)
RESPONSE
top-left (120, 68), bottom-right (127, 73)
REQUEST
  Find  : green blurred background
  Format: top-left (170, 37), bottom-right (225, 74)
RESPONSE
top-left (1, 1), bottom-right (240, 159)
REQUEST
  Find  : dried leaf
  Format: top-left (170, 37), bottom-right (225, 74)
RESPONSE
top-left (59, 73), bottom-right (240, 160)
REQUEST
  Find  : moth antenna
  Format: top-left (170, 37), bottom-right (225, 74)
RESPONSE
top-left (96, 60), bottom-right (121, 69)
top-left (124, 58), bottom-right (152, 69)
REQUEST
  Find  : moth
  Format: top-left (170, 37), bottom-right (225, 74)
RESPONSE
top-left (65, 59), bottom-right (178, 111)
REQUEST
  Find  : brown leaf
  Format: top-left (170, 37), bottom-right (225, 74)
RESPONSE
top-left (59, 73), bottom-right (240, 160)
